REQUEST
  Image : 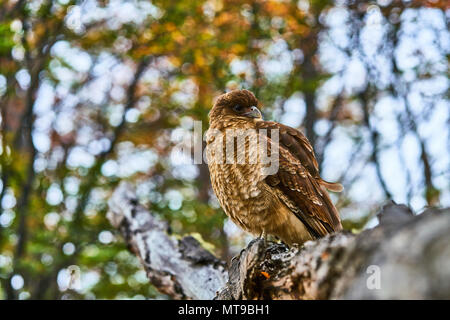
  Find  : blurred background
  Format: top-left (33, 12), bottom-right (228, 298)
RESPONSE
top-left (0, 0), bottom-right (448, 299)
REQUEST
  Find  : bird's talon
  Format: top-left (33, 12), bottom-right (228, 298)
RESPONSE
top-left (258, 231), bottom-right (267, 248)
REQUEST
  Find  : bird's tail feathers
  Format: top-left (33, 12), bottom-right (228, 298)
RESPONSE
top-left (319, 179), bottom-right (344, 192)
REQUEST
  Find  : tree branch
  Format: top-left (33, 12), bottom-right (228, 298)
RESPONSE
top-left (108, 182), bottom-right (450, 300)
top-left (107, 182), bottom-right (228, 300)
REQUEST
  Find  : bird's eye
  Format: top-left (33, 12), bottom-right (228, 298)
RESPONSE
top-left (233, 104), bottom-right (244, 112)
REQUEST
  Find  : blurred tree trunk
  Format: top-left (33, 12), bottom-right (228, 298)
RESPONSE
top-left (108, 182), bottom-right (450, 300)
top-left (301, 30), bottom-right (319, 148)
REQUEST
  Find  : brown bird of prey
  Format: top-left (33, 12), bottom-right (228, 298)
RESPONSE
top-left (206, 89), bottom-right (343, 245)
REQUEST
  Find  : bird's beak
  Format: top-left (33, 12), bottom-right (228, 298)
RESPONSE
top-left (244, 106), bottom-right (262, 119)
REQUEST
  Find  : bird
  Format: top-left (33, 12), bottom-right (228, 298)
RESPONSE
top-left (206, 89), bottom-right (343, 246)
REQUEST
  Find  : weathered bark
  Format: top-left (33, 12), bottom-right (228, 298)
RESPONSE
top-left (107, 182), bottom-right (228, 300)
top-left (108, 181), bottom-right (450, 300)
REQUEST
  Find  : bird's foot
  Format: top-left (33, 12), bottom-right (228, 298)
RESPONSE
top-left (258, 230), bottom-right (268, 248)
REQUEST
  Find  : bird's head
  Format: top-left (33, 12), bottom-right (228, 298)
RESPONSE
top-left (209, 89), bottom-right (262, 125)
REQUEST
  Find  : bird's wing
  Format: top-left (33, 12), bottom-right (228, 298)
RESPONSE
top-left (257, 121), bottom-right (342, 237)
top-left (256, 121), bottom-right (343, 192)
